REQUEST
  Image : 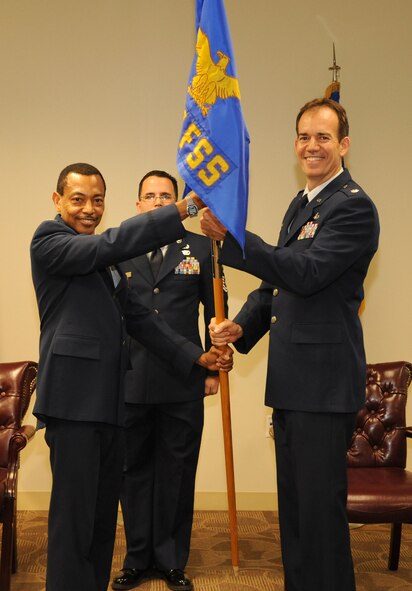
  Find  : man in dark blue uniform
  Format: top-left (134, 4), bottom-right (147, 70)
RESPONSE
top-left (200, 99), bottom-right (380, 591)
top-left (31, 163), bottom-right (231, 591)
top-left (112, 170), bottom-right (227, 591)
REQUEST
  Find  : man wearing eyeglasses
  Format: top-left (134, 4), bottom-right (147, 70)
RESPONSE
top-left (112, 170), bottom-right (227, 591)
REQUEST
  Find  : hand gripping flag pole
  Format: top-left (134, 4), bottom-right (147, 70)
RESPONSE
top-left (177, 0), bottom-right (249, 570)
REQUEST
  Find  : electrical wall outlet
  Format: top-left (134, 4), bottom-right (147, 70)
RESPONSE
top-left (266, 414), bottom-right (274, 438)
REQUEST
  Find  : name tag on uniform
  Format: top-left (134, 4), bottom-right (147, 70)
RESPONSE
top-left (174, 257), bottom-right (200, 275)
top-left (298, 221), bottom-right (318, 240)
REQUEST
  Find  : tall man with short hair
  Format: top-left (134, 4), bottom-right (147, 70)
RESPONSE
top-left (112, 170), bottom-right (227, 591)
top-left (30, 163), bottom-right (231, 591)
top-left (200, 99), bottom-right (380, 591)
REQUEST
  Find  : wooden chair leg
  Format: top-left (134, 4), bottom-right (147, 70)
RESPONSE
top-left (0, 499), bottom-right (14, 591)
top-left (388, 522), bottom-right (402, 570)
top-left (12, 505), bottom-right (17, 573)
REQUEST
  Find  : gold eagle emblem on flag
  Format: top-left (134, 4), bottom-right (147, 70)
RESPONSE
top-left (188, 29), bottom-right (241, 116)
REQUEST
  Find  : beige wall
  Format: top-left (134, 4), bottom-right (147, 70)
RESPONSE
top-left (1, 0), bottom-right (411, 510)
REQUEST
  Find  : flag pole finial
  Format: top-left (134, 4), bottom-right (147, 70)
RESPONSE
top-left (328, 43), bottom-right (341, 83)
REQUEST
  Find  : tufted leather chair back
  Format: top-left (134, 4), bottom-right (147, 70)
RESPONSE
top-left (0, 362), bottom-right (37, 469)
top-left (347, 361), bottom-right (412, 469)
top-left (0, 360), bottom-right (37, 591)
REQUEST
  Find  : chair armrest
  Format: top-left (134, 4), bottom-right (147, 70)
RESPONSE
top-left (20, 424), bottom-right (36, 443)
top-left (4, 425), bottom-right (36, 498)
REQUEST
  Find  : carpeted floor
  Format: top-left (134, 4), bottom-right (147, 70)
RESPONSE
top-left (9, 510), bottom-right (412, 590)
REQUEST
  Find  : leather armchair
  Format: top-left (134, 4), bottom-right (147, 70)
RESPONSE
top-left (0, 361), bottom-right (38, 591)
top-left (347, 361), bottom-right (412, 570)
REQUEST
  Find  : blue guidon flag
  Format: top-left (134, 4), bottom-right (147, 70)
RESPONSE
top-left (177, 0), bottom-right (250, 252)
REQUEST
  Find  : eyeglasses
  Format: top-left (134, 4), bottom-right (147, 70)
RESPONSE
top-left (140, 193), bottom-right (174, 202)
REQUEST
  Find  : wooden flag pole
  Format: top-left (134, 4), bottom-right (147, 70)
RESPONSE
top-left (211, 239), bottom-right (239, 571)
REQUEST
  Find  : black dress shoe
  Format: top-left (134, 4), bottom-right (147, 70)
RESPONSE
top-left (112, 568), bottom-right (149, 590)
top-left (159, 569), bottom-right (193, 591)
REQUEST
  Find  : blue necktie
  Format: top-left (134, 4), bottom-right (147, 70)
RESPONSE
top-left (288, 195), bottom-right (308, 234)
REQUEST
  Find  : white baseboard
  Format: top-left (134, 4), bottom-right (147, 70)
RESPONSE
top-left (18, 491), bottom-right (278, 512)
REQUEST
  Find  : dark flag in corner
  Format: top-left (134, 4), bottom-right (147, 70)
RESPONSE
top-left (177, 0), bottom-right (250, 252)
top-left (325, 43), bottom-right (341, 102)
